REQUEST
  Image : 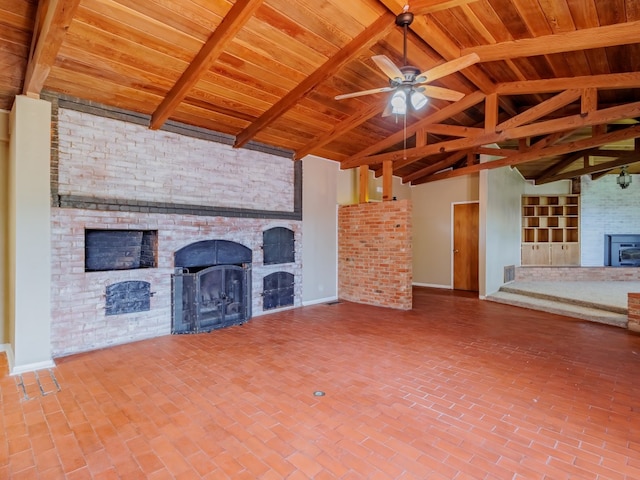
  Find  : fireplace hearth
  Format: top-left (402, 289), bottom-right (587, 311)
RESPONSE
top-left (604, 234), bottom-right (640, 267)
top-left (172, 240), bottom-right (252, 333)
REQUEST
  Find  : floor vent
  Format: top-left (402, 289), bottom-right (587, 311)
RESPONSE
top-left (15, 369), bottom-right (61, 401)
top-left (504, 265), bottom-right (516, 283)
top-left (325, 300), bottom-right (341, 306)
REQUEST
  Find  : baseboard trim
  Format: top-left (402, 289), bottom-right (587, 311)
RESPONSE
top-left (10, 358), bottom-right (56, 376)
top-left (413, 282), bottom-right (453, 289)
top-left (302, 296), bottom-right (339, 307)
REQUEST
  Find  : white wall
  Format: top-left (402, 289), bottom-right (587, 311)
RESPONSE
top-left (9, 96), bottom-right (54, 373)
top-left (580, 174), bottom-right (640, 265)
top-left (0, 110), bottom-right (8, 346)
top-left (479, 165), bottom-right (524, 297)
top-left (412, 175), bottom-right (479, 288)
top-left (302, 156), bottom-right (338, 304)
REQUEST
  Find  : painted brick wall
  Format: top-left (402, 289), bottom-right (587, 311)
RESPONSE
top-left (338, 200), bottom-right (412, 310)
top-left (628, 293), bottom-right (640, 333)
top-left (57, 108), bottom-right (294, 212)
top-left (51, 210), bottom-right (301, 357)
top-left (515, 267), bottom-right (640, 281)
top-left (580, 174), bottom-right (639, 266)
top-left (51, 105), bottom-right (301, 357)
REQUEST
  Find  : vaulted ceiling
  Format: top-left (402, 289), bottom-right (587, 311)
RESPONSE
top-left (2, 0), bottom-right (640, 185)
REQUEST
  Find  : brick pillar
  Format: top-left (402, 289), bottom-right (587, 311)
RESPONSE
top-left (628, 293), bottom-right (640, 333)
top-left (338, 199), bottom-right (412, 310)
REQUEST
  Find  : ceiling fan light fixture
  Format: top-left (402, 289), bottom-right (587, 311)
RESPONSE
top-left (617, 166), bottom-right (632, 189)
top-left (390, 89), bottom-right (407, 115)
top-left (410, 90), bottom-right (428, 110)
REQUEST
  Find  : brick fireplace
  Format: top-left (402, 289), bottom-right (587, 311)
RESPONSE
top-left (48, 95), bottom-right (302, 357)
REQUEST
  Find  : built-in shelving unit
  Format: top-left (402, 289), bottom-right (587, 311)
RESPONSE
top-left (521, 195), bottom-right (580, 266)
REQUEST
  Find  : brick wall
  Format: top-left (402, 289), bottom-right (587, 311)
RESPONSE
top-left (580, 175), bottom-right (639, 266)
top-left (338, 200), bottom-right (412, 310)
top-left (57, 107), bottom-right (295, 211)
top-left (628, 293), bottom-right (640, 333)
top-left (515, 266), bottom-right (640, 281)
top-left (50, 99), bottom-right (302, 357)
top-left (51, 209), bottom-right (301, 357)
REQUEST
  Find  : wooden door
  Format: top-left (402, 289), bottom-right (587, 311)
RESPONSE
top-left (453, 203), bottom-right (479, 291)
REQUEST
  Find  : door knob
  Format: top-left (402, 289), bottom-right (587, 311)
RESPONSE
top-left (454, 249), bottom-right (459, 253)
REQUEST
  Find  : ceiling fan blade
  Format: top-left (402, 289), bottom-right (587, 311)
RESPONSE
top-left (335, 86), bottom-right (395, 100)
top-left (372, 55), bottom-right (403, 81)
top-left (417, 53), bottom-right (480, 84)
top-left (420, 85), bottom-right (466, 102)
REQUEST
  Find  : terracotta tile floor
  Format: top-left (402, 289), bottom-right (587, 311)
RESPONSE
top-left (2, 287), bottom-right (640, 479)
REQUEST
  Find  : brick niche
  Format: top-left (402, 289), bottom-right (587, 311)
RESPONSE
top-left (338, 200), bottom-right (412, 310)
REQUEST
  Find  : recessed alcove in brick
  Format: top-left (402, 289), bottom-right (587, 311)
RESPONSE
top-left (85, 229), bottom-right (157, 271)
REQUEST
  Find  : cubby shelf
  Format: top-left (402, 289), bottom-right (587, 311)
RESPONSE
top-left (521, 194), bottom-right (580, 265)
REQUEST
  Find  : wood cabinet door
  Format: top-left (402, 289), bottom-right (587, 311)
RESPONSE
top-left (550, 243), bottom-right (580, 265)
top-left (522, 243), bottom-right (550, 265)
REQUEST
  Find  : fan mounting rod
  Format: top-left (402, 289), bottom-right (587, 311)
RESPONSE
top-left (395, 11), bottom-right (414, 66)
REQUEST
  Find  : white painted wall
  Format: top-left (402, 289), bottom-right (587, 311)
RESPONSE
top-left (479, 166), bottom-right (524, 297)
top-left (0, 110), bottom-right (8, 346)
top-left (8, 96), bottom-right (54, 373)
top-left (580, 174), bottom-right (640, 266)
top-left (302, 156), bottom-right (338, 305)
top-left (412, 175), bottom-right (479, 288)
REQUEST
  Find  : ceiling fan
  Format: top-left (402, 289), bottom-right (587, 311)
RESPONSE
top-left (335, 5), bottom-right (480, 115)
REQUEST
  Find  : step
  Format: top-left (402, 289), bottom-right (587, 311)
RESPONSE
top-left (499, 285), bottom-right (627, 314)
top-left (486, 291), bottom-right (628, 329)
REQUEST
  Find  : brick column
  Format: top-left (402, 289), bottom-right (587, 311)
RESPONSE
top-left (628, 293), bottom-right (640, 333)
top-left (338, 199), bottom-right (412, 310)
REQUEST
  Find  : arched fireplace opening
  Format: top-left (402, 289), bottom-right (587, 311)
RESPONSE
top-left (172, 240), bottom-right (252, 334)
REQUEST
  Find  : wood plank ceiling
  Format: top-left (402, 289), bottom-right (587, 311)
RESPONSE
top-left (2, 0), bottom-right (640, 185)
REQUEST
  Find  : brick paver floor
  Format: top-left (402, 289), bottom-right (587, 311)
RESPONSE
top-left (1, 287), bottom-right (639, 479)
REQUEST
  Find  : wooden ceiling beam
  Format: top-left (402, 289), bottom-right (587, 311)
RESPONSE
top-left (538, 157), bottom-right (640, 185)
top-left (23, 0), bottom-right (81, 96)
top-left (496, 72), bottom-right (640, 95)
top-left (150, 0), bottom-right (263, 130)
top-left (409, 0), bottom-right (479, 14)
top-left (341, 90), bottom-right (485, 169)
top-left (526, 130), bottom-right (578, 152)
top-left (233, 11), bottom-right (396, 149)
top-left (352, 100), bottom-right (640, 167)
top-left (293, 100), bottom-right (385, 160)
top-left (412, 125), bottom-right (640, 185)
top-left (402, 149), bottom-right (470, 183)
top-left (496, 90), bottom-right (581, 131)
top-left (462, 20), bottom-right (640, 62)
top-left (421, 124), bottom-right (484, 137)
top-left (535, 151), bottom-right (590, 183)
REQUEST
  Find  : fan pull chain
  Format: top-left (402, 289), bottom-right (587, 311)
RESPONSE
top-left (403, 113), bottom-right (407, 160)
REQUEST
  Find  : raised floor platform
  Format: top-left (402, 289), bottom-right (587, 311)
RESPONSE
top-left (487, 280), bottom-right (640, 329)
